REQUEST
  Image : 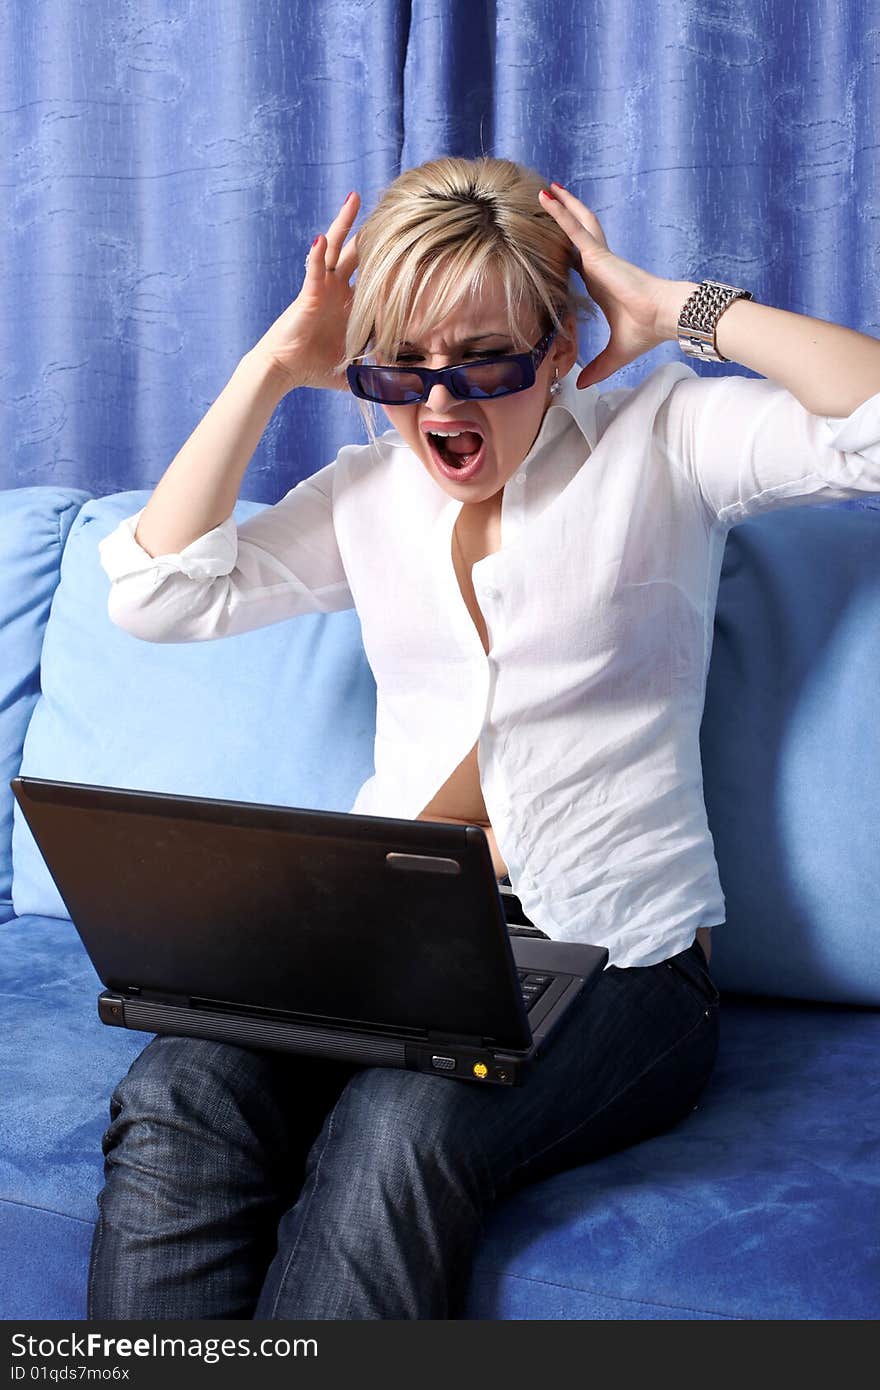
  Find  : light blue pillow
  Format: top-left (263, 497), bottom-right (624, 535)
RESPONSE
top-left (12, 491), bottom-right (377, 919)
top-left (701, 504), bottom-right (880, 1005)
top-left (0, 488), bottom-right (91, 914)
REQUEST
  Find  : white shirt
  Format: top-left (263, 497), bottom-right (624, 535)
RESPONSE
top-left (98, 361), bottom-right (880, 967)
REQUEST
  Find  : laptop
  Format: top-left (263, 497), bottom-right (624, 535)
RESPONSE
top-left (11, 776), bottom-right (608, 1087)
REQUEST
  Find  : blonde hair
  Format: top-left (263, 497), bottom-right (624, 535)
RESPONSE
top-left (340, 156), bottom-right (596, 445)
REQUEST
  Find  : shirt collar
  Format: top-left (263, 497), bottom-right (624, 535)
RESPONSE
top-left (553, 362), bottom-right (599, 449)
top-left (520, 362), bottom-right (599, 465)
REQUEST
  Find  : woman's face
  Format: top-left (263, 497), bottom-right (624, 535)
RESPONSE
top-left (376, 271), bottom-right (579, 510)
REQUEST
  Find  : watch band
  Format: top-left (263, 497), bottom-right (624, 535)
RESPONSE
top-left (677, 280), bottom-right (753, 363)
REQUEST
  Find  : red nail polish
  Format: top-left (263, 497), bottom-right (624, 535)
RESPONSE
top-left (312, 235), bottom-right (321, 247)
top-left (550, 181), bottom-right (566, 191)
top-left (541, 188), bottom-right (556, 200)
top-left (344, 191), bottom-right (355, 202)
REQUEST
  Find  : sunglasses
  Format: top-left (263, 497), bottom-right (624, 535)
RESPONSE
top-left (346, 328), bottom-right (557, 405)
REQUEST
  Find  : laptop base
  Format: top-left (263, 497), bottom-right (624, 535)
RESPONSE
top-left (99, 990), bottom-right (530, 1085)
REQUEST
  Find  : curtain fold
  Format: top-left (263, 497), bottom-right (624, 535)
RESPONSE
top-left (1, 0), bottom-right (877, 499)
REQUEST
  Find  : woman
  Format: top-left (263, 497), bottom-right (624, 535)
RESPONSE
top-left (90, 156), bottom-right (880, 1319)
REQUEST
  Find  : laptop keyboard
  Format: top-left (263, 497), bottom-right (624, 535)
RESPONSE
top-left (517, 970), bottom-right (553, 1011)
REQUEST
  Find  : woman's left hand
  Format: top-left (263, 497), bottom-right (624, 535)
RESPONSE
top-left (539, 183), bottom-right (685, 389)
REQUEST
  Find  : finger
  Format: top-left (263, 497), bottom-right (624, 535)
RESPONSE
top-left (543, 185), bottom-right (608, 250)
top-left (549, 183), bottom-right (608, 247)
top-left (304, 233), bottom-right (330, 282)
top-left (538, 190), bottom-right (603, 268)
top-left (325, 191), bottom-right (360, 263)
top-left (335, 225), bottom-right (360, 280)
top-left (575, 340), bottom-right (632, 389)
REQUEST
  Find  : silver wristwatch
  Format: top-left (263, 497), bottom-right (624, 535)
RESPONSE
top-left (677, 280), bottom-right (753, 363)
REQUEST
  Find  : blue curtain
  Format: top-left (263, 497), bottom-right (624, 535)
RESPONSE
top-left (2, 0), bottom-right (878, 500)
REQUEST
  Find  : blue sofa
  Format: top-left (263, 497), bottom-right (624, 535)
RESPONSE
top-left (2, 484), bottom-right (878, 1321)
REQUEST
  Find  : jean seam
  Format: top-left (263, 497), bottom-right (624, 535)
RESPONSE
top-left (87, 1204), bottom-right (104, 1316)
top-left (265, 1091), bottom-right (342, 1318)
top-left (496, 998), bottom-right (716, 1193)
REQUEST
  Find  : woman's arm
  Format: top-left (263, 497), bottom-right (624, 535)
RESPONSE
top-left (538, 184), bottom-right (880, 418)
top-left (101, 193), bottom-right (367, 642)
top-left (134, 353), bottom-right (290, 558)
top-left (100, 457), bottom-right (357, 643)
top-left (659, 282), bottom-right (880, 420)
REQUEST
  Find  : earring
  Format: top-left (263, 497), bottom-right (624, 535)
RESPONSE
top-left (549, 368), bottom-right (561, 398)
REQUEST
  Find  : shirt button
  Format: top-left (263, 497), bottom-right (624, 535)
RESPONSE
top-left (514, 472), bottom-right (526, 486)
top-left (482, 586), bottom-right (500, 601)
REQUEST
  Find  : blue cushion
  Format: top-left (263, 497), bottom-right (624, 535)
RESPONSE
top-left (0, 488), bottom-right (91, 914)
top-left (0, 1203), bottom-right (94, 1323)
top-left (0, 915), bottom-right (145, 1320)
top-left (0, 916), bottom-right (144, 1219)
top-left (1, 917), bottom-right (877, 1320)
top-left (702, 505), bottom-right (880, 1005)
top-left (12, 491), bottom-right (377, 919)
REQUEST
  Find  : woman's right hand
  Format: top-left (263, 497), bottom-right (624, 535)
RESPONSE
top-left (249, 192), bottom-right (362, 394)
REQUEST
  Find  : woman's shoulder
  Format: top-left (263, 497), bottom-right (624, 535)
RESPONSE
top-left (592, 360), bottom-right (717, 442)
top-left (319, 430), bottom-right (430, 517)
top-left (330, 430), bottom-right (399, 483)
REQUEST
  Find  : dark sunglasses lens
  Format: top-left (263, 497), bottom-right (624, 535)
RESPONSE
top-left (451, 360), bottom-right (532, 398)
top-left (350, 366), bottom-right (424, 403)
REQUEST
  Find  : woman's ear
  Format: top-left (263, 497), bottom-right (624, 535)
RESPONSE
top-left (553, 313), bottom-right (580, 376)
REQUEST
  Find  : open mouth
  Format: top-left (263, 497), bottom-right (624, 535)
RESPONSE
top-left (424, 428), bottom-right (486, 480)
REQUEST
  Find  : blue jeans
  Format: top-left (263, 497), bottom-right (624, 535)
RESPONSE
top-left (88, 934), bottom-right (719, 1320)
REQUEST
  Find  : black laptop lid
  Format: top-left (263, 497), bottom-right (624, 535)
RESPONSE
top-left (12, 777), bottom-right (532, 1048)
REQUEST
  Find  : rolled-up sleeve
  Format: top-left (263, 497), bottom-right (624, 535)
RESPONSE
top-left (98, 460), bottom-right (355, 643)
top-left (656, 369), bottom-right (880, 527)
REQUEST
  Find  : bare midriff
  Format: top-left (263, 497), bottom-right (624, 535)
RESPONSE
top-left (415, 500), bottom-right (711, 964)
top-left (416, 743), bottom-right (509, 879)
